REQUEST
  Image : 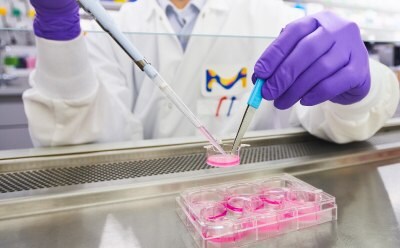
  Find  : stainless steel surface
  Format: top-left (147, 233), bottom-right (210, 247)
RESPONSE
top-left (1, 127), bottom-right (400, 247)
top-left (233, 105), bottom-right (256, 153)
top-left (0, 161), bottom-right (399, 248)
top-left (0, 128), bottom-right (308, 161)
top-left (0, 141), bottom-right (321, 193)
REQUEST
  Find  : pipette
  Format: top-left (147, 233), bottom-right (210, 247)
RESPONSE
top-left (232, 78), bottom-right (265, 153)
top-left (77, 0), bottom-right (225, 154)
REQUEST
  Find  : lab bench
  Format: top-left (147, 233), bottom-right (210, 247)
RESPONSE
top-left (0, 125), bottom-right (400, 248)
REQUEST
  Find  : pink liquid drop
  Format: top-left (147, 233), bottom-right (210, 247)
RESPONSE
top-left (206, 154), bottom-right (240, 167)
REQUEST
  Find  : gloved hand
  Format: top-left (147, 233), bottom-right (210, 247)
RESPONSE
top-left (30, 0), bottom-right (81, 41)
top-left (253, 11), bottom-right (370, 110)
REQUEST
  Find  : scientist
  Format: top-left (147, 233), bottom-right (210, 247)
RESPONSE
top-left (24, 0), bottom-right (399, 147)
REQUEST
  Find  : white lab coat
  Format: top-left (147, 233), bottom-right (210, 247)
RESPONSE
top-left (23, 0), bottom-right (399, 147)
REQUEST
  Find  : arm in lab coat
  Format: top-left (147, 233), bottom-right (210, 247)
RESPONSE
top-left (294, 59), bottom-right (399, 143)
top-left (23, 32), bottom-right (143, 147)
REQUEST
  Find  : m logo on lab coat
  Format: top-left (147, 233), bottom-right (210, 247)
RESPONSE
top-left (202, 66), bottom-right (248, 97)
top-left (198, 65), bottom-right (250, 117)
top-left (206, 67), bottom-right (247, 91)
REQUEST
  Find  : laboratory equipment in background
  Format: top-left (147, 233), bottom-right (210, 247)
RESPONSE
top-left (365, 42), bottom-right (400, 82)
top-left (0, 0), bottom-right (36, 87)
top-left (0, 0), bottom-right (36, 150)
top-left (177, 174), bottom-right (337, 247)
top-left (2, 46), bottom-right (36, 80)
top-left (0, 0), bottom-right (130, 84)
top-left (285, 0), bottom-right (400, 42)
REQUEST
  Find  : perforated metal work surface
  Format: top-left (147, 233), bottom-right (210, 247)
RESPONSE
top-left (0, 142), bottom-right (334, 193)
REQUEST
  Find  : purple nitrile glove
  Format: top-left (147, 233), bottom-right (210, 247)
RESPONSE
top-left (252, 11), bottom-right (371, 110)
top-left (30, 0), bottom-right (81, 41)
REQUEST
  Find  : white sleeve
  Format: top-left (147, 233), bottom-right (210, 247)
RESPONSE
top-left (294, 59), bottom-right (399, 144)
top-left (22, 34), bottom-right (143, 147)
